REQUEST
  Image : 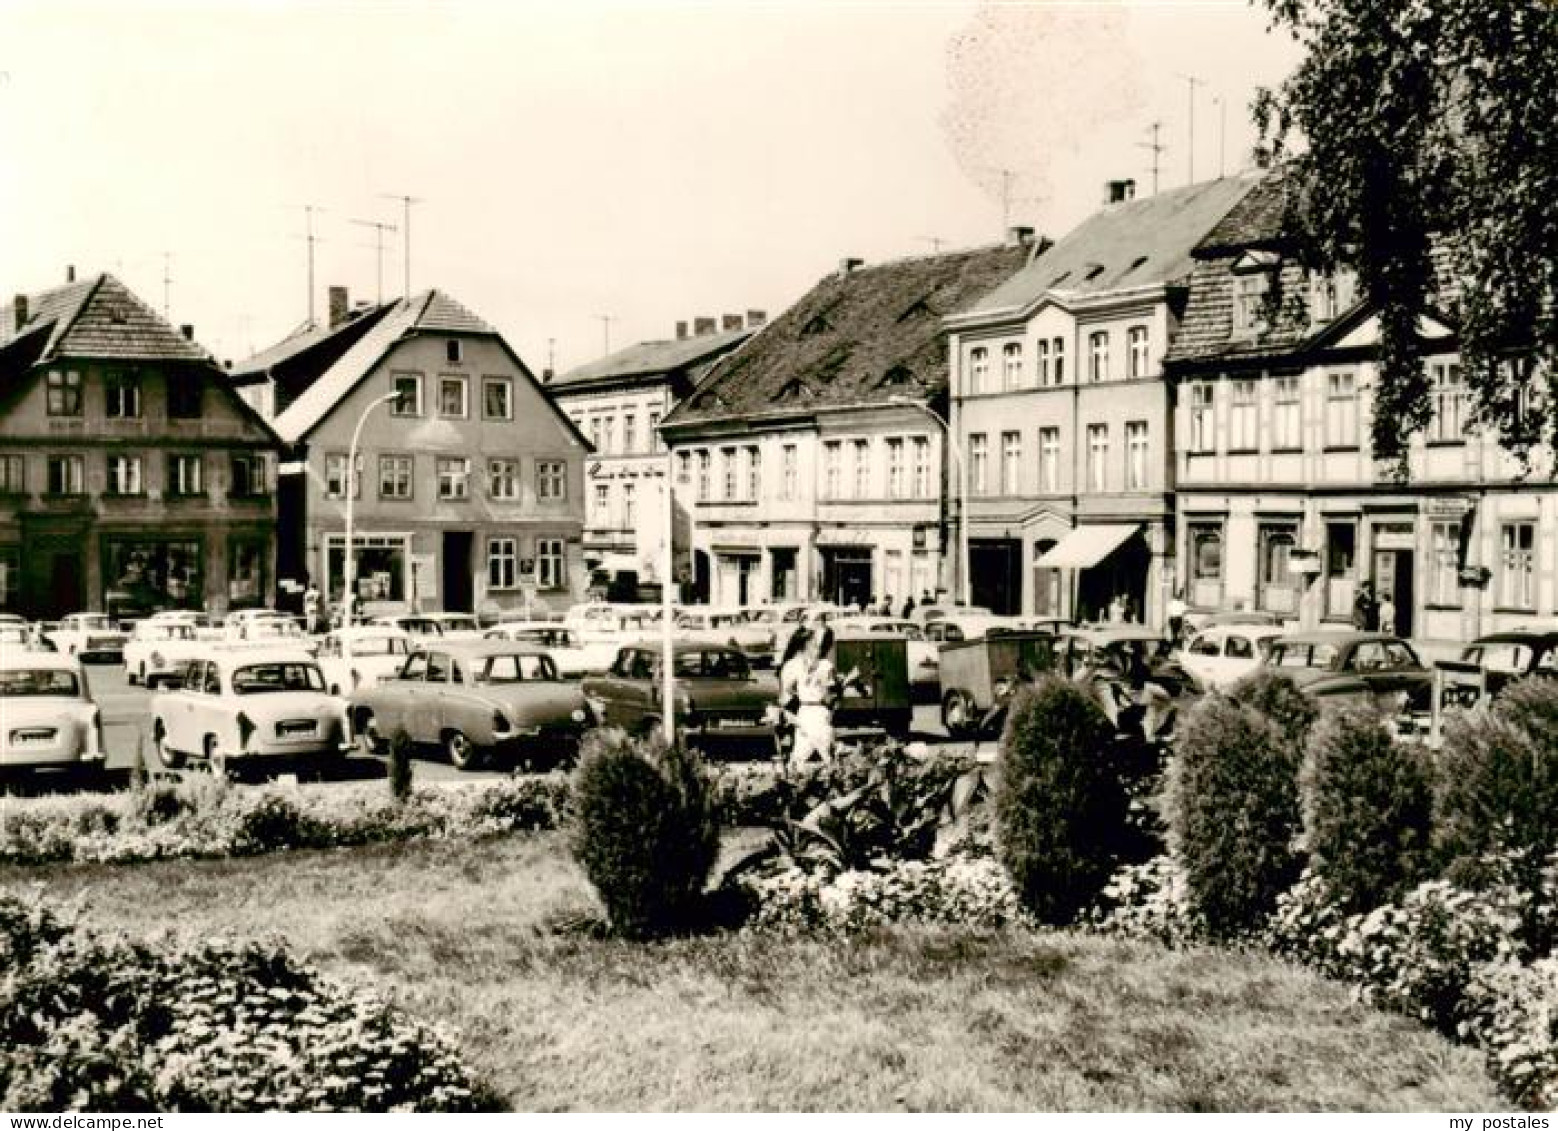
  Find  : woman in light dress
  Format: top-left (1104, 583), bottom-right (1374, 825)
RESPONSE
top-left (776, 622), bottom-right (859, 769)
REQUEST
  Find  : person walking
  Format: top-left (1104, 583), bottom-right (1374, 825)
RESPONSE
top-left (901, 595), bottom-right (916, 619)
top-left (1166, 589), bottom-right (1188, 645)
top-left (777, 624), bottom-right (857, 769)
top-left (1377, 590), bottom-right (1397, 635)
top-left (303, 580), bottom-right (322, 636)
top-left (1352, 580), bottom-right (1378, 631)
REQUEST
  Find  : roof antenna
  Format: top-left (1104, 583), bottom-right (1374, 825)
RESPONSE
top-left (380, 193), bottom-right (425, 299)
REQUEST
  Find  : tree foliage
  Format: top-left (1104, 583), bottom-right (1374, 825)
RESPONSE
top-left (1254, 0), bottom-right (1558, 470)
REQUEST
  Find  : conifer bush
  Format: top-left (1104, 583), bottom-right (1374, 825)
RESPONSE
top-left (569, 728), bottom-right (720, 939)
top-left (994, 676), bottom-right (1130, 925)
top-left (1227, 668), bottom-right (1320, 755)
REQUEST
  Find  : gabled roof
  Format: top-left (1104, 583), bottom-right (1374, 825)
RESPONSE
top-left (550, 328), bottom-right (753, 390)
top-left (228, 302), bottom-right (398, 384)
top-left (957, 175), bottom-right (1263, 320)
top-left (0, 273), bottom-right (214, 365)
top-left (662, 243), bottom-right (1033, 429)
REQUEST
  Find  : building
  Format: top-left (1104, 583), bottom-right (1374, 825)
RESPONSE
top-left (0, 270), bottom-right (283, 617)
top-left (239, 289), bottom-right (590, 618)
top-left (660, 242), bottom-right (1035, 609)
top-left (547, 317), bottom-right (756, 595)
top-left (1165, 176), bottom-right (1554, 646)
top-left (944, 176), bottom-right (1260, 624)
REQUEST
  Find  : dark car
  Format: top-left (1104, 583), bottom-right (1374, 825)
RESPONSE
top-left (1437, 629), bottom-right (1558, 709)
top-left (583, 642), bottom-right (780, 746)
top-left (938, 631), bottom-right (1062, 738)
top-left (1261, 630), bottom-right (1432, 713)
top-left (1056, 625), bottom-right (1201, 700)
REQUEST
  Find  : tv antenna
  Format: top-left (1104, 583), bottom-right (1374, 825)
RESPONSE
top-left (379, 193), bottom-right (424, 298)
top-left (351, 217), bottom-right (399, 304)
top-left (1137, 121), bottom-right (1166, 195)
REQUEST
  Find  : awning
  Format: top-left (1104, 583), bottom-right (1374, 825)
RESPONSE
top-left (1035, 524), bottom-right (1139, 570)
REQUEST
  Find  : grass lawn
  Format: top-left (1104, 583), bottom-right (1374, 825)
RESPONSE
top-left (4, 832), bottom-right (1501, 1112)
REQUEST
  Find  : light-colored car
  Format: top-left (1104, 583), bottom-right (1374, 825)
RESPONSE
top-left (347, 641), bottom-right (593, 771)
top-left (0, 650), bottom-right (106, 779)
top-left (225, 615), bottom-right (317, 653)
top-left (150, 647), bottom-right (350, 774)
top-left (424, 612), bottom-right (485, 641)
top-left (1177, 624), bottom-right (1285, 691)
top-left (674, 608), bottom-right (777, 667)
top-left (45, 613), bottom-right (128, 662)
top-left (482, 621), bottom-right (614, 677)
top-left (0, 624), bottom-right (53, 651)
top-left (145, 609), bottom-right (225, 642)
top-left (315, 626), bottom-right (415, 695)
top-left (369, 614), bottom-right (447, 641)
top-left (911, 603), bottom-right (995, 627)
top-left (124, 619), bottom-right (208, 688)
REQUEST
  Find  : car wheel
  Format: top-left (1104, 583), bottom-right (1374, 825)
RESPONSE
top-left (942, 690), bottom-right (976, 739)
top-left (445, 729), bottom-right (483, 772)
top-left (203, 735), bottom-right (229, 779)
top-left (153, 722), bottom-right (184, 771)
top-left (353, 711), bottom-right (385, 756)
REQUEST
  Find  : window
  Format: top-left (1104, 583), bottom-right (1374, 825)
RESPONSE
top-left (167, 376), bottom-right (202, 420)
top-left (1002, 343), bottom-right (1023, 390)
top-left (446, 339), bottom-right (463, 364)
top-left (483, 378), bottom-right (512, 420)
top-left (1230, 379), bottom-right (1258, 451)
top-left (1000, 431), bottom-right (1021, 494)
top-left (1039, 427), bottom-right (1060, 492)
top-left (106, 371), bottom-right (142, 418)
top-left (852, 439), bottom-right (870, 498)
top-left (1259, 526), bottom-right (1297, 612)
top-left (536, 538), bottom-right (565, 589)
top-left (823, 441), bottom-right (841, 499)
top-left (46, 370), bottom-right (82, 416)
top-left (593, 484), bottom-right (610, 524)
top-left (1273, 376), bottom-right (1301, 450)
top-left (537, 460), bottom-right (566, 501)
top-left (488, 458), bottom-right (519, 500)
top-left (379, 455), bottom-right (413, 499)
top-left (1234, 273), bottom-right (1270, 334)
top-left (622, 414), bottom-right (637, 454)
top-left (107, 455), bottom-right (143, 496)
top-left (1127, 326), bottom-right (1149, 379)
top-left (1310, 269), bottom-right (1354, 324)
top-left (438, 375), bottom-right (466, 418)
top-left (1086, 424), bottom-right (1109, 492)
top-left (696, 450), bottom-right (711, 501)
top-left (1191, 523), bottom-right (1223, 582)
top-left (1037, 340), bottom-right (1052, 386)
top-left (782, 444), bottom-right (798, 500)
top-left (391, 374), bottom-right (422, 416)
top-left (969, 347), bottom-right (989, 394)
top-left (648, 411), bottom-right (663, 453)
top-left (46, 455), bottom-right (84, 495)
top-left (166, 454), bottom-right (201, 496)
top-left (1188, 382), bottom-right (1214, 453)
top-left (1052, 338), bottom-right (1065, 384)
top-left (436, 457), bottom-right (470, 500)
top-left (1125, 421), bottom-right (1149, 490)
top-left (911, 436), bottom-right (930, 498)
top-left (325, 453), bottom-right (361, 500)
top-left (1430, 362), bottom-right (1466, 442)
top-left (622, 482), bottom-right (635, 528)
top-left (1501, 522), bottom-right (1536, 609)
top-left (721, 447), bottom-right (738, 501)
top-left (0, 455), bottom-right (23, 494)
top-left (968, 433), bottom-right (988, 495)
top-left (488, 538), bottom-right (518, 589)
top-left (1325, 372), bottom-right (1359, 448)
top-left (589, 416), bottom-right (605, 452)
top-left (1429, 520), bottom-right (1462, 606)
top-left (230, 454), bottom-right (268, 498)
top-left (1088, 332), bottom-right (1109, 382)
top-left (746, 446), bottom-right (761, 501)
top-left (0, 544), bottom-right (18, 609)
top-left (886, 438), bottom-right (905, 498)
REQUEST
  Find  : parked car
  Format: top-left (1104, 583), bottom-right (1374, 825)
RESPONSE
top-left (829, 632), bottom-right (914, 741)
top-left (367, 614), bottom-right (446, 640)
top-left (225, 614), bottom-right (317, 653)
top-left (146, 609), bottom-right (225, 642)
top-left (0, 650), bottom-right (106, 781)
top-left (150, 648), bottom-right (350, 775)
top-left (123, 619), bottom-right (208, 688)
top-left (1182, 608), bottom-right (1285, 635)
top-left (937, 630), bottom-right (1063, 738)
top-left (424, 612), bottom-right (485, 641)
top-left (1176, 623), bottom-right (1285, 691)
top-left (0, 624), bottom-right (53, 650)
top-left (1435, 629), bottom-right (1558, 711)
top-left (45, 613), bottom-right (128, 662)
top-left (1261, 631), bottom-right (1432, 715)
top-left (482, 621), bottom-right (615, 677)
top-left (674, 609), bottom-right (777, 667)
top-left (583, 642), bottom-right (780, 748)
top-left (347, 641), bottom-right (592, 771)
top-left (829, 616), bottom-right (940, 702)
top-left (315, 626), bottom-right (414, 695)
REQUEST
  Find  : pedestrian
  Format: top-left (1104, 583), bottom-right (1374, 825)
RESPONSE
top-left (1108, 593), bottom-right (1126, 624)
top-left (1166, 588), bottom-right (1188, 645)
top-left (901, 594), bottom-right (916, 619)
top-left (1352, 580), bottom-right (1377, 632)
top-left (1378, 590), bottom-right (1396, 635)
top-left (302, 580), bottom-right (322, 635)
top-left (879, 594), bottom-right (894, 617)
top-left (777, 624), bottom-right (859, 769)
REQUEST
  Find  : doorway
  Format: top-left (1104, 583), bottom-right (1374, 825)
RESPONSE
top-left (970, 539), bottom-right (1022, 614)
top-left (1372, 548), bottom-right (1415, 637)
top-left (50, 552), bottom-right (82, 618)
top-left (821, 547), bottom-right (873, 609)
top-left (442, 531), bottom-right (474, 612)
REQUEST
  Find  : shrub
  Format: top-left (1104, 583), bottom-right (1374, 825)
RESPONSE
top-left (230, 790), bottom-right (320, 857)
top-left (1226, 668), bottom-right (1321, 749)
top-left (1169, 695), bottom-right (1302, 937)
top-left (1301, 706), bottom-right (1435, 911)
top-left (388, 732), bottom-right (415, 804)
top-left (994, 677), bottom-right (1131, 926)
top-left (1088, 856), bottom-right (1204, 947)
top-left (744, 857), bottom-right (1028, 934)
top-left (569, 729), bottom-right (720, 939)
top-left (1464, 958), bottom-right (1558, 1110)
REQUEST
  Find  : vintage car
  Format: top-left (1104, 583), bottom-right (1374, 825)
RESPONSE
top-left (482, 621), bottom-right (616, 677)
top-left (670, 608), bottom-right (777, 667)
top-left (936, 630), bottom-right (1062, 738)
top-left (315, 626), bottom-right (415, 695)
top-left (1054, 625), bottom-right (1201, 699)
top-left (1176, 623), bottom-right (1285, 691)
top-left (827, 632), bottom-right (914, 741)
top-left (911, 603), bottom-right (995, 626)
top-left (225, 614), bottom-right (318, 653)
top-left (424, 612), bottom-right (486, 641)
top-left (829, 616), bottom-right (940, 702)
top-left (1434, 629), bottom-right (1558, 712)
top-left (0, 650), bottom-right (106, 780)
top-left (347, 641), bottom-right (592, 771)
top-left (1260, 631), bottom-right (1433, 714)
top-left (368, 614), bottom-right (447, 640)
top-left (0, 624), bottom-right (53, 650)
top-left (123, 619), bottom-right (208, 688)
top-left (1181, 608), bottom-right (1286, 635)
top-left (151, 647), bottom-right (350, 774)
top-left (44, 613), bottom-right (128, 662)
top-left (583, 641), bottom-right (780, 747)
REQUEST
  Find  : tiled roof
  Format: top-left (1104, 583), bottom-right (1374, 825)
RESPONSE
top-left (1195, 175), bottom-right (1289, 254)
top-left (662, 243), bottom-right (1033, 428)
top-left (959, 175), bottom-right (1262, 318)
top-left (229, 303), bottom-right (397, 381)
top-left (0, 274), bottom-right (212, 363)
top-left (551, 328), bottom-right (753, 389)
top-left (415, 291), bottom-right (495, 334)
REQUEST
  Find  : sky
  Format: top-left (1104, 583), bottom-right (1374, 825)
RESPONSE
top-left (0, 0), bottom-right (1303, 376)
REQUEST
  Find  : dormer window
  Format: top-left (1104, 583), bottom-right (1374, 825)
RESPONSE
top-left (1233, 273), bottom-right (1272, 336)
top-left (897, 298), bottom-right (933, 323)
top-left (800, 314), bottom-right (832, 338)
top-left (773, 378), bottom-right (813, 403)
top-left (1084, 263), bottom-right (1107, 282)
top-left (879, 365), bottom-right (914, 389)
top-left (1309, 267), bottom-right (1357, 325)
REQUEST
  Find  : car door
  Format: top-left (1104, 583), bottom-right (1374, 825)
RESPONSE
top-left (162, 660), bottom-right (200, 751)
top-left (410, 650), bottom-right (453, 743)
top-left (185, 661), bottom-right (225, 749)
top-left (379, 651), bottom-right (427, 738)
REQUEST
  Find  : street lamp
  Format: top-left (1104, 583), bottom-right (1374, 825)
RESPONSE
top-left (341, 391), bottom-right (400, 666)
top-left (889, 395), bottom-right (970, 606)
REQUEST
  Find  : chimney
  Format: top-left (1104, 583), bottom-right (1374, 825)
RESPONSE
top-left (1105, 179), bottom-right (1136, 204)
top-left (542, 367), bottom-right (554, 384)
top-left (12, 295), bottom-right (28, 335)
top-left (838, 257), bottom-right (864, 277)
top-left (1005, 225), bottom-right (1036, 248)
top-left (328, 285), bottom-right (349, 329)
top-left (721, 313), bottom-right (742, 332)
top-left (693, 316), bottom-right (717, 337)
top-left (675, 320), bottom-right (689, 340)
top-left (180, 324), bottom-right (195, 340)
top-left (745, 309), bottom-right (767, 329)
top-left (65, 265), bottom-right (76, 283)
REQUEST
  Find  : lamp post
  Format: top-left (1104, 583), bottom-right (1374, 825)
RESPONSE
top-left (341, 391), bottom-right (400, 667)
top-left (661, 451), bottom-right (677, 746)
top-left (890, 396), bottom-right (970, 607)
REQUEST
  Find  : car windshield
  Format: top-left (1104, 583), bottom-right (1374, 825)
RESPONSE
top-left (440, 617), bottom-right (479, 631)
top-left (1270, 643), bottom-right (1338, 669)
top-left (1463, 641), bottom-right (1535, 675)
top-left (0, 669), bottom-right (79, 696)
top-left (148, 624), bottom-right (196, 641)
top-left (480, 654), bottom-right (557, 683)
top-left (231, 662), bottom-right (325, 694)
top-left (673, 650), bottom-right (750, 679)
top-left (400, 619), bottom-right (442, 635)
top-left (353, 635), bottom-right (410, 656)
top-left (251, 621), bottom-right (302, 637)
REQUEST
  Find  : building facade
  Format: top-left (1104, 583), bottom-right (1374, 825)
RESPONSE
top-left (1165, 176), bottom-right (1555, 647)
top-left (0, 272), bottom-right (282, 617)
top-left (661, 243), bottom-right (1034, 609)
top-left (244, 290), bottom-right (589, 618)
top-left (945, 177), bottom-right (1260, 624)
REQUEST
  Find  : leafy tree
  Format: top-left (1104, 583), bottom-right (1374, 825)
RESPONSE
top-left (1254, 0), bottom-right (1558, 470)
